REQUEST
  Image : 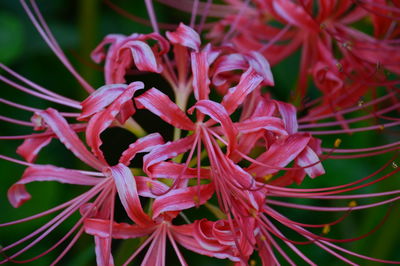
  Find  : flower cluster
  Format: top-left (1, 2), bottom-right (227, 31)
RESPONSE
top-left (0, 0), bottom-right (399, 265)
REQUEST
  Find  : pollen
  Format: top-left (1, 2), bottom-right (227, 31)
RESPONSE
top-left (322, 224), bottom-right (331, 234)
top-left (336, 62), bottom-right (343, 72)
top-left (334, 138), bottom-right (342, 148)
top-left (146, 181), bottom-right (153, 189)
top-left (263, 174), bottom-right (273, 182)
top-left (250, 259), bottom-right (257, 266)
top-left (259, 235), bottom-right (267, 242)
top-left (348, 200), bottom-right (357, 208)
top-left (392, 161), bottom-right (398, 169)
top-left (378, 125), bottom-right (385, 131)
top-left (249, 208), bottom-right (258, 218)
top-left (358, 100), bottom-right (364, 107)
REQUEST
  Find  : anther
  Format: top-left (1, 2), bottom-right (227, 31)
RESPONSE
top-left (336, 63), bottom-right (343, 72)
top-left (263, 174), bottom-right (273, 183)
top-left (378, 125), bottom-right (385, 131)
top-left (322, 224), bottom-right (330, 234)
top-left (259, 234), bottom-right (267, 241)
top-left (392, 161), bottom-right (398, 169)
top-left (250, 259), bottom-right (257, 266)
top-left (146, 181), bottom-right (153, 189)
top-left (348, 200), bottom-right (357, 208)
top-left (249, 208), bottom-right (258, 218)
top-left (358, 100), bottom-right (364, 107)
top-left (334, 138), bottom-right (342, 148)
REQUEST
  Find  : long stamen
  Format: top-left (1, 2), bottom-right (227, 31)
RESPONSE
top-left (0, 75), bottom-right (81, 109)
top-left (20, 0), bottom-right (94, 93)
top-left (0, 64), bottom-right (78, 103)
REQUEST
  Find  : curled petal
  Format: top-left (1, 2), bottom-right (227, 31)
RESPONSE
top-left (166, 23), bottom-right (201, 51)
top-left (119, 133), bottom-right (164, 165)
top-left (16, 134), bottom-right (52, 163)
top-left (221, 69), bottom-right (263, 115)
top-left (106, 164), bottom-right (153, 226)
top-left (245, 51), bottom-right (274, 86)
top-left (135, 88), bottom-right (195, 131)
top-left (38, 108), bottom-right (103, 170)
top-left (79, 84), bottom-right (128, 121)
top-left (91, 34), bottom-right (125, 63)
top-left (138, 32), bottom-right (170, 56)
top-left (152, 184), bottom-right (214, 218)
top-left (247, 133), bottom-right (311, 176)
top-left (212, 54), bottom-right (247, 87)
top-left (135, 176), bottom-right (169, 198)
top-left (274, 100), bottom-right (298, 134)
top-left (296, 146), bottom-right (325, 178)
top-left (8, 165), bottom-right (101, 208)
top-left (119, 40), bottom-right (162, 73)
top-left (7, 184), bottom-right (30, 208)
top-left (191, 51), bottom-right (211, 101)
top-left (86, 82), bottom-right (143, 162)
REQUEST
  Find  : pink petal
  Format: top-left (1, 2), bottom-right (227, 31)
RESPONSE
top-left (274, 100), bottom-right (298, 134)
top-left (135, 176), bottom-right (169, 198)
top-left (106, 164), bottom-right (153, 226)
top-left (86, 82), bottom-right (143, 162)
top-left (245, 51), bottom-right (275, 86)
top-left (91, 34), bottom-right (124, 63)
top-left (149, 162), bottom-right (210, 180)
top-left (236, 117), bottom-right (288, 136)
top-left (173, 231), bottom-right (240, 262)
top-left (138, 32), bottom-right (170, 56)
top-left (191, 51), bottom-right (211, 101)
top-left (94, 237), bottom-right (115, 266)
top-left (152, 184), bottom-right (214, 218)
top-left (212, 53), bottom-right (247, 87)
top-left (135, 88), bottom-right (195, 131)
top-left (166, 23), bottom-right (201, 51)
top-left (143, 135), bottom-right (197, 176)
top-left (7, 184), bottom-right (30, 208)
top-left (272, 0), bottom-right (318, 30)
top-left (78, 84), bottom-right (127, 121)
top-left (296, 146), bottom-right (325, 178)
top-left (247, 133), bottom-right (311, 176)
top-left (16, 134), bottom-right (52, 163)
top-left (119, 133), bottom-right (164, 165)
top-left (119, 40), bottom-right (162, 73)
top-left (84, 218), bottom-right (155, 239)
top-left (221, 69), bottom-right (263, 115)
top-left (38, 108), bottom-right (103, 170)
top-left (8, 165), bottom-right (101, 208)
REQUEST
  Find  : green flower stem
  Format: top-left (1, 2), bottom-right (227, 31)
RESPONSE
top-left (122, 117), bottom-right (147, 138)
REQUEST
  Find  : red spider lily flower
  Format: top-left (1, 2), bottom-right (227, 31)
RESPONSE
top-left (177, 0), bottom-right (400, 114)
top-left (83, 173), bottom-right (221, 265)
top-left (0, 104), bottom-right (165, 264)
top-left (1, 1), bottom-right (399, 265)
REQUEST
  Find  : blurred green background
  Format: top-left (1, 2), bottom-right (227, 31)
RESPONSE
top-left (0, 0), bottom-right (399, 265)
